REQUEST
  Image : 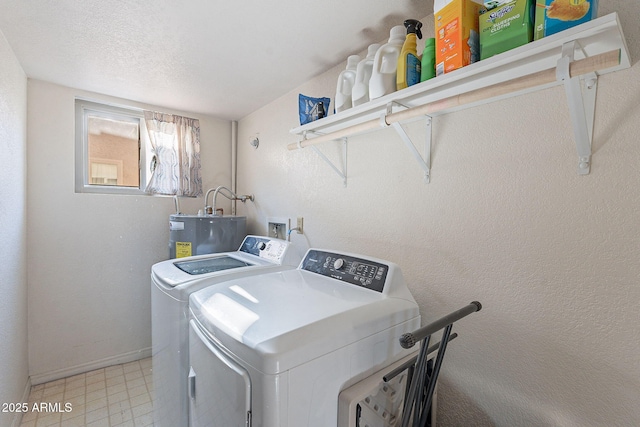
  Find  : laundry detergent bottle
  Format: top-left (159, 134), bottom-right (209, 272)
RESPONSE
top-left (397, 19), bottom-right (423, 90)
top-left (335, 55), bottom-right (360, 113)
top-left (351, 43), bottom-right (380, 107)
top-left (421, 37), bottom-right (436, 82)
top-left (369, 25), bottom-right (406, 100)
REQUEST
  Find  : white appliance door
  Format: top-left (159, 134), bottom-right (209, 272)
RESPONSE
top-left (189, 320), bottom-right (252, 427)
top-left (152, 280), bottom-right (187, 427)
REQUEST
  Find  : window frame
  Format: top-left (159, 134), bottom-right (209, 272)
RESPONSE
top-left (75, 98), bottom-right (153, 195)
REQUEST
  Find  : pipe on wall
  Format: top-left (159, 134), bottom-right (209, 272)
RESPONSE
top-left (231, 120), bottom-right (238, 215)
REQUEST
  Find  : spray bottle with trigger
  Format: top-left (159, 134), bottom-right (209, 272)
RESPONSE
top-left (397, 19), bottom-right (423, 91)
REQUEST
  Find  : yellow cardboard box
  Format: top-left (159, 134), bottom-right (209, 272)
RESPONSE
top-left (434, 0), bottom-right (483, 76)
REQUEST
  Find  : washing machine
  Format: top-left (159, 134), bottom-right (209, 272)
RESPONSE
top-left (151, 235), bottom-right (297, 427)
top-left (188, 248), bottom-right (420, 427)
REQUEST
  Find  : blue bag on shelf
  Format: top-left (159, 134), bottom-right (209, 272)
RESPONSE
top-left (299, 94), bottom-right (330, 125)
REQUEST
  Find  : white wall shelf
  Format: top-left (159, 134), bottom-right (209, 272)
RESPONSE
top-left (289, 12), bottom-right (631, 183)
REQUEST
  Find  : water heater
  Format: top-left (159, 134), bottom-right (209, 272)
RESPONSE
top-left (168, 215), bottom-right (246, 259)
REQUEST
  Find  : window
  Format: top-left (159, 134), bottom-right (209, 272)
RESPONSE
top-left (90, 160), bottom-right (121, 185)
top-left (75, 99), bottom-right (202, 197)
top-left (75, 99), bottom-right (154, 194)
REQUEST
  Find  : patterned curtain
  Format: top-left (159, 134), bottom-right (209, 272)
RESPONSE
top-left (144, 111), bottom-right (202, 197)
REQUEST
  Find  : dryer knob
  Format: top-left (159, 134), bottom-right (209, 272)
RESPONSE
top-left (333, 258), bottom-right (345, 270)
top-left (258, 242), bottom-right (266, 251)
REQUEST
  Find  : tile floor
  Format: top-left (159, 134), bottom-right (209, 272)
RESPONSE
top-left (19, 357), bottom-right (154, 427)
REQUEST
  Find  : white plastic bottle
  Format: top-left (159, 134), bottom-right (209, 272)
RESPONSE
top-left (351, 43), bottom-right (380, 107)
top-left (369, 25), bottom-right (406, 100)
top-left (335, 55), bottom-right (360, 113)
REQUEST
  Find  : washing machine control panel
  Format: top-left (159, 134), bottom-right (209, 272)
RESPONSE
top-left (301, 250), bottom-right (388, 293)
top-left (239, 236), bottom-right (289, 263)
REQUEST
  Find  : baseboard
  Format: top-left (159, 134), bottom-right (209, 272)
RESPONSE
top-left (10, 375), bottom-right (32, 427)
top-left (29, 347), bottom-right (152, 386)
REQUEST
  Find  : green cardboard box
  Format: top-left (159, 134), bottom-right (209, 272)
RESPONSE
top-left (479, 0), bottom-right (534, 60)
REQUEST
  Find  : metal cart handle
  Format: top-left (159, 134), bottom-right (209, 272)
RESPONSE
top-left (399, 301), bottom-right (482, 349)
top-left (398, 301), bottom-right (482, 427)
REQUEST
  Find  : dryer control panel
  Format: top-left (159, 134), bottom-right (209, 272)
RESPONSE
top-left (300, 250), bottom-right (388, 293)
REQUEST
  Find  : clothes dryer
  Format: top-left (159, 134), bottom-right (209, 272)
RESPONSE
top-left (188, 249), bottom-right (420, 427)
top-left (151, 235), bottom-right (296, 427)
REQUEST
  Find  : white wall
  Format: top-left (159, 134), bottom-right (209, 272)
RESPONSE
top-left (0, 30), bottom-right (29, 427)
top-left (26, 80), bottom-right (232, 383)
top-left (236, 2), bottom-right (640, 426)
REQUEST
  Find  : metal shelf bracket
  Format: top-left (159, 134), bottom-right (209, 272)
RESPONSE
top-left (303, 131), bottom-right (348, 186)
top-left (557, 41), bottom-right (598, 175)
top-left (384, 103), bottom-right (432, 183)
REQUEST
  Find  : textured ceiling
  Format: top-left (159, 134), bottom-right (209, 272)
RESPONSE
top-left (0, 0), bottom-right (432, 120)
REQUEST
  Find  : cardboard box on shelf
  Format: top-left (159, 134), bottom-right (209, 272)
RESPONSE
top-left (534, 0), bottom-right (599, 40)
top-left (434, 0), bottom-right (483, 76)
top-left (479, 0), bottom-right (535, 60)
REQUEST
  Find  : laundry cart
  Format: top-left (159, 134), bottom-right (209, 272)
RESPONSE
top-left (338, 301), bottom-right (482, 427)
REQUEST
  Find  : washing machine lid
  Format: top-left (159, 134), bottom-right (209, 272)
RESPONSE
top-left (152, 235), bottom-right (292, 288)
top-left (173, 256), bottom-right (251, 275)
top-left (190, 257), bottom-right (419, 374)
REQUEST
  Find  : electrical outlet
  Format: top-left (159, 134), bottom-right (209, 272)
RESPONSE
top-left (296, 217), bottom-right (304, 234)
